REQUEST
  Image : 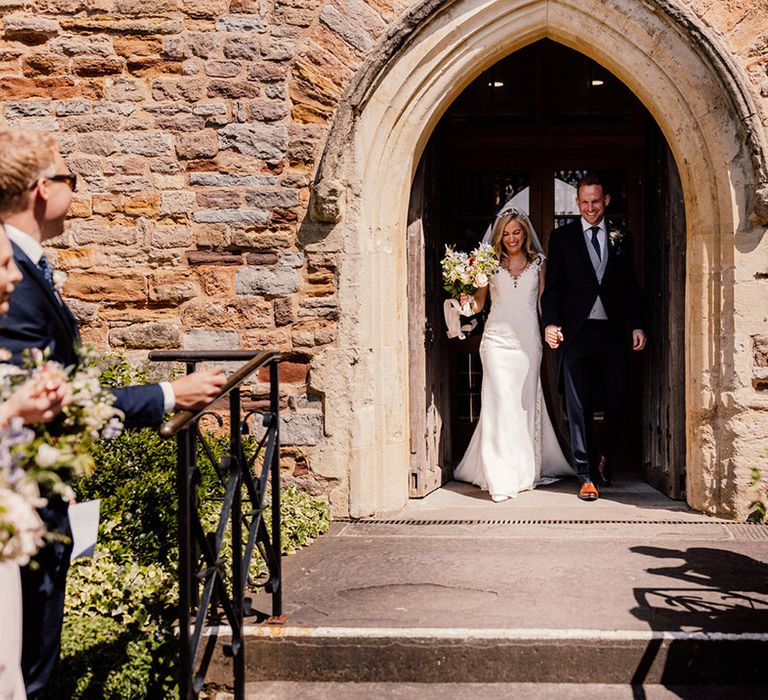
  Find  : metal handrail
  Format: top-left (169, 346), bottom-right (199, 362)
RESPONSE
top-left (149, 349), bottom-right (283, 699)
top-left (153, 350), bottom-right (281, 437)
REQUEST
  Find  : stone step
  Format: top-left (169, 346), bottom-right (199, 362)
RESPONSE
top-left (204, 626), bottom-right (768, 686)
top-left (215, 682), bottom-right (768, 700)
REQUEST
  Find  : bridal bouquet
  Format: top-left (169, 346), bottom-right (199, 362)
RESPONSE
top-left (441, 243), bottom-right (500, 316)
top-left (0, 347), bottom-right (125, 564)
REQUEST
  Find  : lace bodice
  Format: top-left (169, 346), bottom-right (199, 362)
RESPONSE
top-left (485, 257), bottom-right (542, 340)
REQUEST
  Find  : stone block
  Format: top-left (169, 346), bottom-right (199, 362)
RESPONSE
top-left (149, 273), bottom-right (201, 303)
top-left (110, 321), bottom-right (181, 350)
top-left (186, 251), bottom-right (243, 266)
top-left (151, 77), bottom-right (206, 102)
top-left (189, 173), bottom-right (277, 187)
top-left (261, 36), bottom-right (294, 62)
top-left (218, 122), bottom-right (287, 160)
top-left (204, 60), bottom-right (242, 78)
top-left (124, 193), bottom-right (161, 217)
top-left (182, 0), bottom-right (229, 18)
top-left (236, 265), bottom-right (300, 296)
top-left (66, 299), bottom-right (100, 325)
top-left (246, 99), bottom-right (289, 122)
top-left (151, 225), bottom-right (193, 248)
top-left (67, 197), bottom-right (93, 218)
top-left (222, 35), bottom-right (260, 60)
top-left (273, 297), bottom-right (294, 326)
top-left (3, 14), bottom-right (60, 44)
top-left (22, 53), bottom-right (69, 76)
top-left (3, 100), bottom-right (51, 118)
top-left (48, 34), bottom-right (114, 57)
top-left (160, 190), bottom-right (197, 216)
top-left (216, 16), bottom-right (268, 33)
top-left (195, 190), bottom-right (241, 209)
top-left (112, 34), bottom-right (163, 58)
top-left (61, 114), bottom-right (123, 132)
top-left (279, 412), bottom-right (323, 446)
top-left (0, 77), bottom-right (79, 100)
top-left (207, 79), bottom-right (261, 99)
top-left (245, 252), bottom-right (279, 266)
top-left (230, 229), bottom-right (293, 249)
top-left (72, 56), bottom-right (124, 77)
top-left (257, 359), bottom-right (308, 384)
top-left (64, 271), bottom-right (147, 302)
top-left (183, 328), bottom-right (239, 351)
top-left (54, 100), bottom-right (90, 116)
top-left (110, 176), bottom-right (153, 193)
top-left (192, 208), bottom-right (270, 225)
top-left (175, 130), bottom-right (219, 159)
top-left (196, 266), bottom-right (235, 296)
top-left (57, 247), bottom-right (96, 270)
top-left (59, 17), bottom-right (184, 35)
top-left (127, 57), bottom-right (183, 77)
top-left (77, 133), bottom-right (116, 156)
top-left (754, 335), bottom-right (768, 368)
top-left (116, 132), bottom-right (175, 158)
top-left (319, 4), bottom-right (373, 54)
top-left (244, 188), bottom-right (299, 210)
top-left (71, 221), bottom-right (140, 246)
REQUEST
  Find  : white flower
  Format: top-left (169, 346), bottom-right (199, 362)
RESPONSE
top-left (474, 272), bottom-right (489, 288)
top-left (52, 270), bottom-right (67, 294)
top-left (609, 229), bottom-right (624, 246)
top-left (35, 443), bottom-right (60, 468)
top-left (0, 487), bottom-right (46, 565)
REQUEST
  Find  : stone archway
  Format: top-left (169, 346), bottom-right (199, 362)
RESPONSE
top-left (309, 0), bottom-right (768, 518)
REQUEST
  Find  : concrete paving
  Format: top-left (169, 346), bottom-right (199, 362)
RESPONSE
top-left (206, 478), bottom-right (768, 689)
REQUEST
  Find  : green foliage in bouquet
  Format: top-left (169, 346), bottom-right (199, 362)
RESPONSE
top-left (45, 353), bottom-right (331, 699)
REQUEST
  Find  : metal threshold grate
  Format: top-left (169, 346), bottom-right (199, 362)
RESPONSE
top-left (335, 517), bottom-right (767, 528)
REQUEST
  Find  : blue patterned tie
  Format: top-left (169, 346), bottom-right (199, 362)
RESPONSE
top-left (38, 254), bottom-right (55, 290)
top-left (589, 226), bottom-right (601, 261)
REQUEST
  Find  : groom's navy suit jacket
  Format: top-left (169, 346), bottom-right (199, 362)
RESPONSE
top-left (541, 219), bottom-right (644, 381)
top-left (0, 242), bottom-right (166, 428)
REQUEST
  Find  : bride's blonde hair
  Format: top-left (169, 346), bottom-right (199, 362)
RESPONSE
top-left (491, 212), bottom-right (540, 263)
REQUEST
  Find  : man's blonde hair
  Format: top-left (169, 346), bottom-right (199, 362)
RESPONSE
top-left (0, 129), bottom-right (58, 216)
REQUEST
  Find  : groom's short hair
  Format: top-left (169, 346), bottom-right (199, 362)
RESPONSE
top-left (576, 174), bottom-right (605, 196)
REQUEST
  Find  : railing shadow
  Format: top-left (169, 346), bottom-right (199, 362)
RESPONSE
top-left (150, 350), bottom-right (282, 700)
top-left (628, 544), bottom-right (768, 696)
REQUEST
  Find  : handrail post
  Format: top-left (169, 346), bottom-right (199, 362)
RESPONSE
top-left (178, 425), bottom-right (194, 700)
top-left (270, 358), bottom-right (282, 616)
top-left (230, 387), bottom-right (245, 698)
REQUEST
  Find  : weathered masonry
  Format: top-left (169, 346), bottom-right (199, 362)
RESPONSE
top-left (1, 0), bottom-right (767, 518)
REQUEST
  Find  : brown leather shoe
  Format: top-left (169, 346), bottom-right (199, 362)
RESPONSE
top-left (578, 481), bottom-right (599, 501)
top-left (596, 455), bottom-right (612, 487)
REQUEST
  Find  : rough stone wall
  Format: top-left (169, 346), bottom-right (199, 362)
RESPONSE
top-left (0, 0), bottom-right (766, 514)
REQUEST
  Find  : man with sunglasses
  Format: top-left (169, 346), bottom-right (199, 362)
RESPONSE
top-left (0, 129), bottom-right (227, 697)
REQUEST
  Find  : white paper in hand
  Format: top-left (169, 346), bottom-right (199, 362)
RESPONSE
top-left (69, 499), bottom-right (100, 560)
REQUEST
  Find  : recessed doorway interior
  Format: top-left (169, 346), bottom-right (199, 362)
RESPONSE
top-left (407, 40), bottom-right (686, 500)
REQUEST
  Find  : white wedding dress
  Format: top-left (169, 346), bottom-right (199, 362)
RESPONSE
top-left (454, 258), bottom-right (574, 499)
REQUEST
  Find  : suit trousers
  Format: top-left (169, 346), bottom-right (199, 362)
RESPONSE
top-left (561, 320), bottom-right (625, 481)
top-left (20, 499), bottom-right (73, 698)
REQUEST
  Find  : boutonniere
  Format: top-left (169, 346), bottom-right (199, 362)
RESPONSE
top-left (52, 270), bottom-right (67, 295)
top-left (608, 229), bottom-right (625, 247)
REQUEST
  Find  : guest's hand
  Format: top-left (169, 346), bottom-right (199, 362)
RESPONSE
top-left (0, 375), bottom-right (70, 426)
top-left (544, 324), bottom-right (563, 349)
top-left (171, 369), bottom-right (227, 410)
top-left (632, 329), bottom-right (646, 351)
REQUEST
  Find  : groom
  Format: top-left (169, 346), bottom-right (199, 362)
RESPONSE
top-left (541, 175), bottom-right (645, 501)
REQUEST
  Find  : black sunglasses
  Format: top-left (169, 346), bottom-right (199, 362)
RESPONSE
top-left (47, 174), bottom-right (77, 192)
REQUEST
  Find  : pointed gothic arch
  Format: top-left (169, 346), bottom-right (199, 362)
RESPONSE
top-left (309, 0), bottom-right (768, 517)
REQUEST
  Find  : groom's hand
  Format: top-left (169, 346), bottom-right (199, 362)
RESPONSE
top-left (632, 329), bottom-right (647, 351)
top-left (544, 324), bottom-right (563, 349)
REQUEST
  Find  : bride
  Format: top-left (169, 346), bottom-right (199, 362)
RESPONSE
top-left (454, 208), bottom-right (573, 501)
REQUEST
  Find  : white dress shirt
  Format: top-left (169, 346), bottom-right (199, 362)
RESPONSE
top-left (4, 224), bottom-right (176, 412)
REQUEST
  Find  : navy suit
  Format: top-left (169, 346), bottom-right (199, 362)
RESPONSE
top-left (541, 220), bottom-right (643, 480)
top-left (0, 242), bottom-right (167, 696)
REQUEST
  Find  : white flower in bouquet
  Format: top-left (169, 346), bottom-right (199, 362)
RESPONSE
top-left (0, 486), bottom-right (46, 565)
top-left (35, 443), bottom-right (60, 468)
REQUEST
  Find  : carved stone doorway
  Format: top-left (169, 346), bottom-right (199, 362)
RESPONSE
top-left (408, 40), bottom-right (686, 499)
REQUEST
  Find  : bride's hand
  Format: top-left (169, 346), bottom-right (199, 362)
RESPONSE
top-left (544, 324), bottom-right (563, 349)
top-left (459, 293), bottom-right (475, 311)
